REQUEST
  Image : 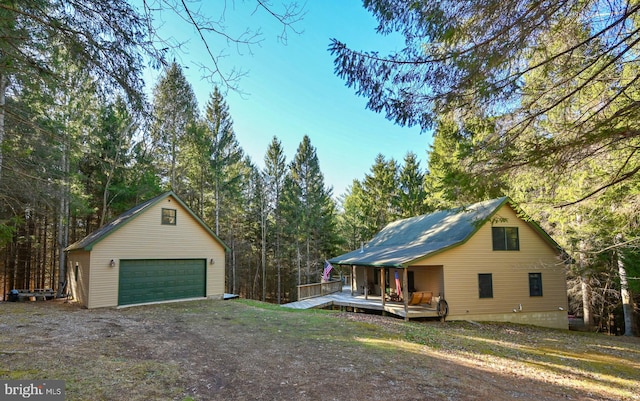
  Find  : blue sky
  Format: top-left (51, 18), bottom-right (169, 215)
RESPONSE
top-left (143, 1), bottom-right (433, 198)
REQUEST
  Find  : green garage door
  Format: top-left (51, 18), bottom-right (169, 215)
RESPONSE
top-left (118, 259), bottom-right (206, 306)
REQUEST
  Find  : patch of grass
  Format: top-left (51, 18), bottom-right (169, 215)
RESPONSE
top-left (61, 359), bottom-right (186, 401)
top-left (0, 368), bottom-right (41, 380)
top-left (403, 322), bottom-right (442, 348)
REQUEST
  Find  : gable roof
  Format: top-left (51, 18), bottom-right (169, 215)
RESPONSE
top-left (65, 191), bottom-right (229, 252)
top-left (329, 197), bottom-right (561, 268)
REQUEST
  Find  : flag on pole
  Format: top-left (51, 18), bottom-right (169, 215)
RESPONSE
top-left (322, 260), bottom-right (333, 282)
top-left (395, 271), bottom-right (402, 298)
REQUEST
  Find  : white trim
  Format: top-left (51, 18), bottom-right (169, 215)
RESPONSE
top-left (116, 297), bottom-right (207, 309)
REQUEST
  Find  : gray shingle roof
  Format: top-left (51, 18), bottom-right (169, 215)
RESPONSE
top-left (65, 191), bottom-right (228, 252)
top-left (329, 197), bottom-right (524, 267)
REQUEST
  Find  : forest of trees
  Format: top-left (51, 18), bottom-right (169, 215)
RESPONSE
top-left (0, 0), bottom-right (638, 335)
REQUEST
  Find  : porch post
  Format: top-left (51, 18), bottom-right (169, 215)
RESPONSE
top-left (351, 265), bottom-right (355, 296)
top-left (364, 267), bottom-right (368, 299)
top-left (381, 267), bottom-right (385, 307)
top-left (403, 267), bottom-right (409, 321)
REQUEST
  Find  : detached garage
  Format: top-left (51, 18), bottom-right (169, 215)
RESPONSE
top-left (65, 191), bottom-right (228, 308)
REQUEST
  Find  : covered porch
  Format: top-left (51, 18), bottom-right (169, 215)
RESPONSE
top-left (346, 264), bottom-right (447, 319)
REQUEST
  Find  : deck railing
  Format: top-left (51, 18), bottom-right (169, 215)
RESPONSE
top-left (297, 280), bottom-right (342, 301)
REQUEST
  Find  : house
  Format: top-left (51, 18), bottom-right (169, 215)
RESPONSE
top-left (65, 191), bottom-right (228, 308)
top-left (329, 197), bottom-right (569, 329)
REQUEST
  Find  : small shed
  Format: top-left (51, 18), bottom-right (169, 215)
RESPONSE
top-left (65, 191), bottom-right (228, 308)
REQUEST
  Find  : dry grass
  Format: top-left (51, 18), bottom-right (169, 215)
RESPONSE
top-left (1, 299), bottom-right (638, 401)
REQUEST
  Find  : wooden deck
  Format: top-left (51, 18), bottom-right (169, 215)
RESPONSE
top-left (282, 286), bottom-right (441, 320)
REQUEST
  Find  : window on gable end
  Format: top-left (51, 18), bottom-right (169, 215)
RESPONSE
top-left (162, 208), bottom-right (177, 225)
top-left (492, 227), bottom-right (519, 251)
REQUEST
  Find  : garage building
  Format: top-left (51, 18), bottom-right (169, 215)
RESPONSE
top-left (65, 191), bottom-right (228, 308)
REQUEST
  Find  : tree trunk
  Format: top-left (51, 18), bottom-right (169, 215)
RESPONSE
top-left (277, 263), bottom-right (281, 305)
top-left (0, 73), bottom-right (6, 182)
top-left (170, 131), bottom-right (177, 190)
top-left (296, 242), bottom-right (301, 287)
top-left (37, 214), bottom-right (45, 289)
top-left (581, 275), bottom-right (593, 328)
top-left (231, 238), bottom-right (236, 295)
top-left (305, 238), bottom-right (311, 283)
top-left (577, 233), bottom-right (593, 329)
top-left (276, 222), bottom-right (281, 304)
top-left (100, 127), bottom-right (124, 227)
top-left (253, 257), bottom-right (260, 299)
top-left (616, 235), bottom-right (634, 336)
top-left (261, 199), bottom-right (266, 302)
top-left (2, 248), bottom-right (7, 300)
top-left (56, 135), bottom-right (70, 298)
top-left (199, 169), bottom-right (205, 217)
top-left (215, 180), bottom-right (220, 235)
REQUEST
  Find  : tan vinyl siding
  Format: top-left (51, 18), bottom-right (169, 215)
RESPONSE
top-left (87, 196), bottom-right (225, 308)
top-left (411, 266), bottom-right (444, 298)
top-left (413, 204), bottom-right (567, 326)
top-left (67, 250), bottom-right (90, 307)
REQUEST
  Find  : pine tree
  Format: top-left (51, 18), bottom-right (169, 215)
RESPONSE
top-left (77, 97), bottom-right (137, 228)
top-left (204, 87), bottom-right (244, 235)
top-left (336, 180), bottom-right (369, 252)
top-left (362, 154), bottom-right (399, 236)
top-left (397, 152), bottom-right (428, 218)
top-left (285, 135), bottom-right (337, 286)
top-left (263, 136), bottom-right (287, 303)
top-left (151, 62), bottom-right (199, 192)
top-left (424, 116), bottom-right (506, 210)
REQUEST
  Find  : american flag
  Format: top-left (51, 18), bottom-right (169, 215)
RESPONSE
top-left (322, 260), bottom-right (333, 282)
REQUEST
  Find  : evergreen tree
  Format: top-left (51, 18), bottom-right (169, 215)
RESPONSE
top-left (424, 116), bottom-right (507, 210)
top-left (236, 158), bottom-right (265, 300)
top-left (397, 152), bottom-right (428, 218)
top-left (362, 154), bottom-right (399, 237)
top-left (150, 62), bottom-right (199, 192)
top-left (284, 135), bottom-right (337, 286)
top-left (221, 156), bottom-right (253, 296)
top-left (279, 173), bottom-right (304, 295)
top-left (180, 119), bottom-right (212, 215)
top-left (204, 87), bottom-right (244, 235)
top-left (263, 136), bottom-right (287, 303)
top-left (77, 97), bottom-right (137, 228)
top-left (336, 180), bottom-right (369, 252)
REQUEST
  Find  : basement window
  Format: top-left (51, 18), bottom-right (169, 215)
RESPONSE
top-left (162, 208), bottom-right (177, 225)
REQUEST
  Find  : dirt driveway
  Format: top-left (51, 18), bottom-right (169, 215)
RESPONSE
top-left (1, 299), bottom-right (638, 401)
